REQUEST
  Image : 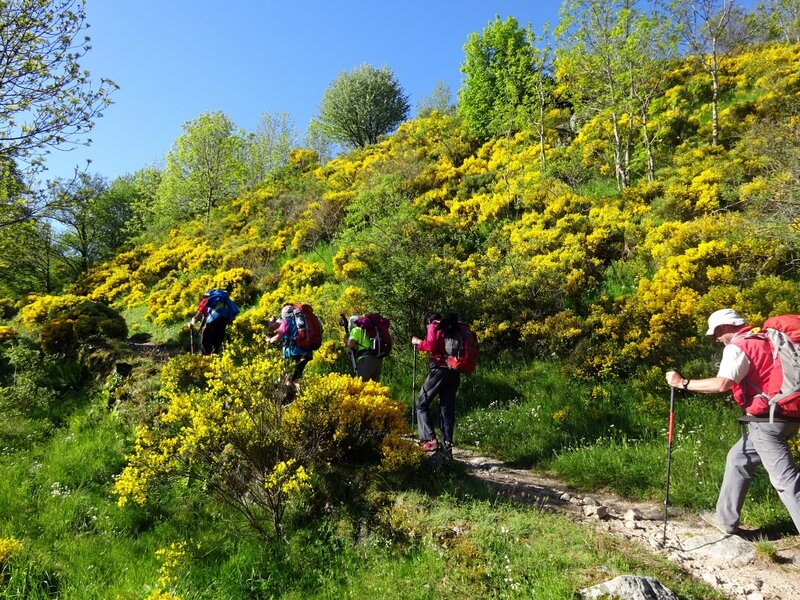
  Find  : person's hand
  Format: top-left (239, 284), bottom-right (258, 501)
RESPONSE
top-left (411, 336), bottom-right (421, 346)
top-left (665, 370), bottom-right (683, 388)
top-left (188, 319), bottom-right (195, 328)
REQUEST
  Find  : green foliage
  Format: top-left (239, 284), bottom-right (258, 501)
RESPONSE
top-left (458, 16), bottom-right (549, 141)
top-left (317, 63), bottom-right (410, 148)
top-left (154, 111), bottom-right (248, 232)
top-left (0, 0), bottom-right (116, 170)
top-left (115, 348), bottom-right (420, 540)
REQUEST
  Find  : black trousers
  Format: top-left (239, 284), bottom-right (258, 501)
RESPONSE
top-left (200, 319), bottom-right (227, 355)
top-left (415, 367), bottom-right (460, 446)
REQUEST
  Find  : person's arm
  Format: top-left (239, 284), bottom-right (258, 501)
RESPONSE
top-left (413, 323), bottom-right (438, 352)
top-left (267, 320), bottom-right (288, 345)
top-left (188, 309), bottom-right (204, 327)
top-left (665, 370), bottom-right (735, 393)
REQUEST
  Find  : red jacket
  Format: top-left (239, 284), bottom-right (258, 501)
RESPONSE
top-left (417, 321), bottom-right (449, 368)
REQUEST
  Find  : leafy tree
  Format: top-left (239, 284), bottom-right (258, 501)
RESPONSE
top-left (0, 219), bottom-right (59, 296)
top-left (246, 111), bottom-right (300, 185)
top-left (305, 119), bottom-right (335, 164)
top-left (48, 173), bottom-right (112, 278)
top-left (416, 80), bottom-right (456, 117)
top-left (317, 64), bottom-right (410, 148)
top-left (155, 111), bottom-right (248, 229)
top-left (557, 0), bottom-right (638, 188)
top-left (760, 0), bottom-right (800, 44)
top-left (626, 5), bottom-right (679, 181)
top-left (524, 24), bottom-right (557, 169)
top-left (668, 0), bottom-right (751, 146)
top-left (0, 0), bottom-right (116, 171)
top-left (458, 16), bottom-right (535, 141)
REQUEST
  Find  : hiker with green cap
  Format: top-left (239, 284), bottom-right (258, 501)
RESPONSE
top-left (665, 308), bottom-right (800, 535)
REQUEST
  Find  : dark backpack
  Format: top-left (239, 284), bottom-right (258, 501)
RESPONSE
top-left (204, 289), bottom-right (239, 324)
top-left (442, 322), bottom-right (478, 374)
top-left (289, 304), bottom-right (323, 350)
top-left (355, 313), bottom-right (392, 358)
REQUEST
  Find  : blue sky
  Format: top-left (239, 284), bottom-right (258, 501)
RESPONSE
top-left (42, 1), bottom-right (564, 182)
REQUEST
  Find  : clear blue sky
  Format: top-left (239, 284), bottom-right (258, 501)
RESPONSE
top-left (42, 0), bottom-right (564, 182)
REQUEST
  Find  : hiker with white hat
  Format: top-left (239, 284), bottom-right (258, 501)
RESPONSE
top-left (665, 308), bottom-right (800, 535)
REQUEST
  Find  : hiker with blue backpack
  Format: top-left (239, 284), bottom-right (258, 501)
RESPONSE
top-left (665, 308), bottom-right (800, 535)
top-left (188, 288), bottom-right (239, 355)
top-left (267, 303), bottom-right (323, 396)
top-left (412, 313), bottom-right (478, 460)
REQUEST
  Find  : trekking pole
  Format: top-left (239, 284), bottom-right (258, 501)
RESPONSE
top-left (663, 385), bottom-right (676, 547)
top-left (411, 344), bottom-right (417, 434)
top-left (338, 314), bottom-right (357, 375)
top-left (188, 323), bottom-right (195, 355)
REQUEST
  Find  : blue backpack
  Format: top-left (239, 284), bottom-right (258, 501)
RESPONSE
top-left (204, 289), bottom-right (239, 324)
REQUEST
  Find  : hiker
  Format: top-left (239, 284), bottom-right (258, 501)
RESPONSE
top-left (411, 313), bottom-right (462, 460)
top-left (188, 288), bottom-right (238, 356)
top-left (267, 303), bottom-right (320, 394)
top-left (345, 313), bottom-right (390, 382)
top-left (665, 308), bottom-right (800, 535)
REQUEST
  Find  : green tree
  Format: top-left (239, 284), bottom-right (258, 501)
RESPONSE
top-left (155, 111), bottom-right (248, 228)
top-left (0, 219), bottom-right (59, 295)
top-left (0, 0), bottom-right (116, 171)
top-left (458, 16), bottom-right (534, 141)
top-left (760, 0), bottom-right (800, 42)
top-left (317, 64), bottom-right (410, 148)
top-left (623, 4), bottom-right (678, 181)
top-left (416, 80), bottom-right (456, 117)
top-left (246, 111), bottom-right (300, 185)
top-left (49, 173), bottom-right (111, 278)
top-left (668, 0), bottom-right (750, 146)
top-left (556, 0), bottom-right (639, 188)
top-left (523, 24), bottom-right (557, 169)
top-left (305, 119), bottom-right (335, 164)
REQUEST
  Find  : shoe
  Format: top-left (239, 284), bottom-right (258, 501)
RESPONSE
top-left (420, 439), bottom-right (439, 452)
top-left (699, 510), bottom-right (738, 535)
top-left (442, 442), bottom-right (453, 461)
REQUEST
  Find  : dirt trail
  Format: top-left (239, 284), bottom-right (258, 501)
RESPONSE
top-left (451, 447), bottom-right (800, 600)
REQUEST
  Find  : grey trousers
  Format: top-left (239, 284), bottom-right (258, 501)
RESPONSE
top-left (716, 421), bottom-right (800, 533)
top-left (356, 354), bottom-right (383, 382)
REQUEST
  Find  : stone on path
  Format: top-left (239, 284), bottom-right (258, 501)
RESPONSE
top-left (579, 575), bottom-right (679, 600)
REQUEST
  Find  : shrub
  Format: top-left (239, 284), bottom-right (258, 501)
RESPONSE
top-left (19, 295), bottom-right (127, 355)
top-left (115, 348), bottom-right (417, 540)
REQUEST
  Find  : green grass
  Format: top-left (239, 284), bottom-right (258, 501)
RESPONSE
top-left (0, 349), bottom-right (791, 597)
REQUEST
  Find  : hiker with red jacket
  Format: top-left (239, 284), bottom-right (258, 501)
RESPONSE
top-left (188, 288), bottom-right (238, 356)
top-left (665, 308), bottom-right (800, 535)
top-left (412, 313), bottom-right (462, 460)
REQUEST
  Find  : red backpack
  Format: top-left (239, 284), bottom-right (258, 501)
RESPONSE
top-left (443, 323), bottom-right (478, 374)
top-left (355, 313), bottom-right (392, 357)
top-left (290, 304), bottom-right (323, 350)
top-left (732, 315), bottom-right (800, 420)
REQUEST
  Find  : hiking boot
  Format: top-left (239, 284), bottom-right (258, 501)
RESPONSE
top-left (699, 510), bottom-right (738, 535)
top-left (442, 442), bottom-right (453, 461)
top-left (420, 439), bottom-right (439, 452)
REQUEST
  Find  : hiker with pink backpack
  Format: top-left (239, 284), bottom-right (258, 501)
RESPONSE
top-left (344, 313), bottom-right (392, 382)
top-left (665, 308), bottom-right (800, 535)
top-left (412, 313), bottom-right (478, 460)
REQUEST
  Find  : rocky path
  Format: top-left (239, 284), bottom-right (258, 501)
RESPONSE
top-left (451, 447), bottom-right (800, 600)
